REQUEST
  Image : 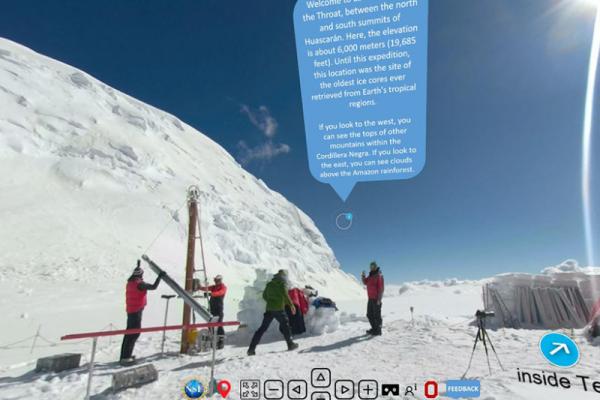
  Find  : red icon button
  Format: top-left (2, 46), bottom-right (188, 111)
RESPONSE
top-left (424, 380), bottom-right (438, 399)
top-left (217, 380), bottom-right (231, 398)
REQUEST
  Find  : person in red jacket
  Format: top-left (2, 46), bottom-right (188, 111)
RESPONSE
top-left (119, 260), bottom-right (164, 364)
top-left (287, 287), bottom-right (309, 334)
top-left (196, 275), bottom-right (227, 349)
top-left (361, 261), bottom-right (384, 336)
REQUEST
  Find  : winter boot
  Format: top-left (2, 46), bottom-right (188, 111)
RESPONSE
top-left (287, 342), bottom-right (299, 351)
top-left (119, 357), bottom-right (136, 366)
top-left (247, 348), bottom-right (256, 356)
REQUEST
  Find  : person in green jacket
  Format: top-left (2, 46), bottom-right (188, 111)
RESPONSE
top-left (247, 270), bottom-right (299, 355)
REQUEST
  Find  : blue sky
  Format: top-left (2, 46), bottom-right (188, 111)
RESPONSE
top-left (1, 0), bottom-right (598, 282)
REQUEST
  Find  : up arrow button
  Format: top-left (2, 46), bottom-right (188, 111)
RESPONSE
top-left (311, 368), bottom-right (331, 388)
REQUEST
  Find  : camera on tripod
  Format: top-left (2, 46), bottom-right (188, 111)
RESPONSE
top-left (462, 309), bottom-right (504, 378)
top-left (475, 310), bottom-right (495, 319)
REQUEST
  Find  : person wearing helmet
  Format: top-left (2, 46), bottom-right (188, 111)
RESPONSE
top-left (120, 259), bottom-right (165, 364)
top-left (197, 275), bottom-right (228, 349)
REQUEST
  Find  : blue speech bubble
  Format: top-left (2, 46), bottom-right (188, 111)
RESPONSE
top-left (294, 0), bottom-right (429, 201)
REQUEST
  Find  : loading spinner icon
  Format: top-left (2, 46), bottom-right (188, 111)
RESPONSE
top-left (335, 212), bottom-right (353, 231)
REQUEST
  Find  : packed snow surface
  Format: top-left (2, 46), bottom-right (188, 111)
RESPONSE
top-left (2, 278), bottom-right (600, 399)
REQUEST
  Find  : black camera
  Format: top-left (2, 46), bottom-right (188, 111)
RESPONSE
top-left (475, 310), bottom-right (495, 319)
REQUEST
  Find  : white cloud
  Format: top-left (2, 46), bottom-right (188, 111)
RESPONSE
top-left (237, 140), bottom-right (291, 165)
top-left (240, 105), bottom-right (279, 138)
top-left (238, 104), bottom-right (291, 165)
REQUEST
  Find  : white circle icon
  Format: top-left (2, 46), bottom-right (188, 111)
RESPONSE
top-left (335, 213), bottom-right (353, 230)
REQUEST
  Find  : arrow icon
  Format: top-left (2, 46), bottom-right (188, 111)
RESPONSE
top-left (549, 342), bottom-right (570, 356)
top-left (540, 333), bottom-right (579, 368)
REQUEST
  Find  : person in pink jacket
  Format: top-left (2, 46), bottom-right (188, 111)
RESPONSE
top-left (361, 261), bottom-right (384, 336)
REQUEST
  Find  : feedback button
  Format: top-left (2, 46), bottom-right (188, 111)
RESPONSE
top-left (445, 380), bottom-right (481, 398)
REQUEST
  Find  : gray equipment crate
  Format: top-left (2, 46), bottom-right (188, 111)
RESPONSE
top-left (112, 364), bottom-right (158, 392)
top-left (35, 353), bottom-right (81, 373)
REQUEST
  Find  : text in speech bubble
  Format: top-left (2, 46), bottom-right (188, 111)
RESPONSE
top-left (294, 0), bottom-right (429, 201)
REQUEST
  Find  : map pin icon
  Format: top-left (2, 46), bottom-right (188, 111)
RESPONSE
top-left (216, 380), bottom-right (231, 398)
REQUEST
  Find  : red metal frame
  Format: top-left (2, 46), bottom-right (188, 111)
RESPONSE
top-left (61, 321), bottom-right (240, 341)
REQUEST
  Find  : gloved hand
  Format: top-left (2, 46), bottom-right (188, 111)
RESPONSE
top-left (158, 271), bottom-right (167, 278)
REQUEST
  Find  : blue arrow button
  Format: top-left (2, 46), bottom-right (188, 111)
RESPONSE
top-left (539, 332), bottom-right (580, 368)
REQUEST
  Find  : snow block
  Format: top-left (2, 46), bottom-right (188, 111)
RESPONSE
top-left (35, 353), bottom-right (81, 373)
top-left (111, 364), bottom-right (158, 392)
top-left (484, 263), bottom-right (597, 329)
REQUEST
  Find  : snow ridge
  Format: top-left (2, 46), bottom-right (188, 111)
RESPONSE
top-left (0, 37), bottom-right (363, 303)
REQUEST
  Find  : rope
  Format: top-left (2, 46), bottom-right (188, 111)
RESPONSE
top-left (0, 336), bottom-right (36, 349)
top-left (449, 317), bottom-right (475, 328)
top-left (0, 323), bottom-right (116, 351)
top-left (141, 198), bottom-right (188, 255)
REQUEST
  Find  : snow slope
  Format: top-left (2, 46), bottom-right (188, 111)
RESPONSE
top-left (0, 37), bottom-right (362, 367)
top-left (2, 278), bottom-right (599, 400)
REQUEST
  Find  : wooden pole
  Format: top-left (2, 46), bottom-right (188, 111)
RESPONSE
top-left (180, 193), bottom-right (198, 354)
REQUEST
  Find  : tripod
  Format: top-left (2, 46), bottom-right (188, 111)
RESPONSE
top-left (462, 313), bottom-right (505, 378)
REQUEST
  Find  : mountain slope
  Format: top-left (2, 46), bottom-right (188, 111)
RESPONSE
top-left (0, 37), bottom-right (363, 344)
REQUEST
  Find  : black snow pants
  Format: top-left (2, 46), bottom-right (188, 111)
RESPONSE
top-left (120, 310), bottom-right (143, 360)
top-left (210, 297), bottom-right (225, 338)
top-left (248, 310), bottom-right (293, 350)
top-left (286, 305), bottom-right (306, 335)
top-left (367, 299), bottom-right (382, 333)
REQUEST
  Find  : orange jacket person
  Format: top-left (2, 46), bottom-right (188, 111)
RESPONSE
top-left (197, 275), bottom-right (228, 349)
